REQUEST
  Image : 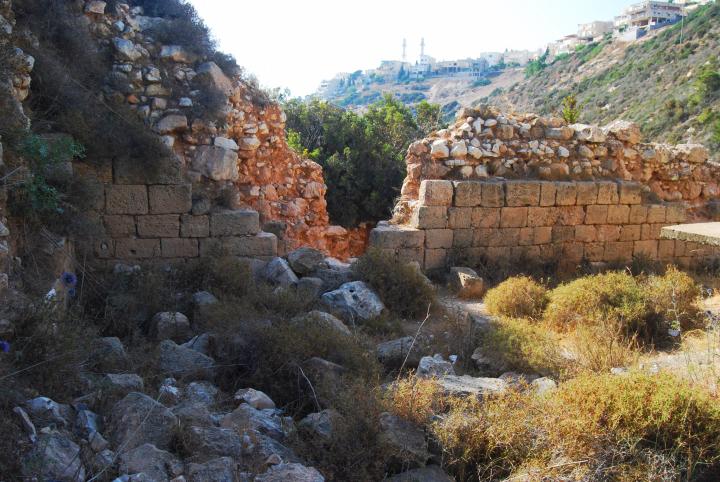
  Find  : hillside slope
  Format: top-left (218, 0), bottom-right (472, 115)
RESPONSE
top-left (487, 3), bottom-right (720, 160)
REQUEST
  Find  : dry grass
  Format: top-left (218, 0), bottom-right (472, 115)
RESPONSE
top-left (383, 376), bottom-right (448, 426)
top-left (430, 371), bottom-right (720, 481)
top-left (483, 276), bottom-right (547, 319)
top-left (354, 248), bottom-right (436, 318)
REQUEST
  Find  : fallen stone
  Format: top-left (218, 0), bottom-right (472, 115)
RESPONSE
top-left (287, 247), bottom-right (326, 275)
top-left (118, 443), bottom-right (183, 482)
top-left (448, 267), bottom-right (485, 299)
top-left (297, 277), bottom-right (324, 299)
top-left (152, 312), bottom-right (192, 342)
top-left (187, 457), bottom-right (238, 482)
top-left (320, 281), bottom-right (385, 324)
top-left (22, 433), bottom-right (85, 482)
top-left (292, 310), bottom-right (351, 336)
top-left (90, 337), bottom-right (130, 372)
top-left (377, 336), bottom-right (424, 368)
top-left (233, 388), bottom-right (276, 410)
top-left (185, 381), bottom-right (219, 405)
top-left (298, 409), bottom-right (341, 440)
top-left (105, 373), bottom-right (145, 393)
top-left (192, 146), bottom-right (239, 182)
top-left (220, 403), bottom-right (290, 441)
top-left (379, 412), bottom-right (430, 470)
top-left (255, 463), bottom-right (325, 482)
top-left (436, 374), bottom-right (507, 398)
top-left (417, 354), bottom-right (455, 379)
top-left (181, 425), bottom-right (243, 462)
top-left (159, 340), bottom-right (216, 381)
top-left (263, 257), bottom-right (299, 287)
top-left (109, 392), bottom-right (177, 450)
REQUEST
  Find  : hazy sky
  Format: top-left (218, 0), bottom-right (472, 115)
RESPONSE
top-left (189, 0), bottom-right (630, 96)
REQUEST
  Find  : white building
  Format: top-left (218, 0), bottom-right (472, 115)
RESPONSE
top-left (614, 1), bottom-right (686, 29)
top-left (578, 20), bottom-right (614, 39)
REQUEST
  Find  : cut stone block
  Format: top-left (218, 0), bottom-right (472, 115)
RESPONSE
top-left (210, 210), bottom-right (260, 236)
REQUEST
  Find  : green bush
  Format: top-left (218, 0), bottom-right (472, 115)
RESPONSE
top-left (645, 266), bottom-right (703, 331)
top-left (283, 95), bottom-right (443, 227)
top-left (478, 317), bottom-right (564, 377)
top-left (353, 248), bottom-right (435, 318)
top-left (544, 271), bottom-right (649, 336)
top-left (483, 276), bottom-right (548, 319)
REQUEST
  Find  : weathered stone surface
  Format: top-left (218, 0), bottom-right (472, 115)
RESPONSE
top-left (106, 185), bottom-right (148, 214)
top-left (255, 463), bottom-right (325, 482)
top-left (181, 215), bottom-right (210, 237)
top-left (118, 443), bottom-right (182, 482)
top-left (263, 257), bottom-right (299, 287)
top-left (220, 403), bottom-right (289, 440)
top-left (156, 114), bottom-right (188, 134)
top-left (287, 246), bottom-right (325, 275)
top-left (370, 224), bottom-right (425, 249)
top-left (299, 409), bottom-right (341, 439)
top-left (293, 310), bottom-right (351, 336)
top-left (448, 267), bottom-right (484, 299)
top-left (159, 340), bottom-right (216, 380)
top-left (437, 375), bottom-right (507, 397)
top-left (192, 146), bottom-right (239, 181)
top-left (109, 392), bottom-right (177, 450)
top-left (137, 214), bottom-right (179, 237)
top-left (194, 61), bottom-right (234, 95)
top-left (152, 312), bottom-right (191, 342)
top-left (187, 457), bottom-right (239, 482)
top-left (22, 433), bottom-right (85, 482)
top-left (181, 425), bottom-right (243, 462)
top-left (379, 412), bottom-right (430, 469)
top-left (321, 281), bottom-right (385, 323)
top-left (234, 388), bottom-right (276, 410)
top-left (419, 180), bottom-right (453, 206)
top-left (210, 209), bottom-right (260, 236)
top-left (377, 336), bottom-right (423, 368)
top-left (89, 337), bottom-right (130, 372)
top-left (148, 184), bottom-right (192, 214)
top-left (417, 354), bottom-right (455, 378)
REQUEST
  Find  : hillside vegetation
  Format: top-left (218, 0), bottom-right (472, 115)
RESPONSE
top-left (488, 3), bottom-right (720, 159)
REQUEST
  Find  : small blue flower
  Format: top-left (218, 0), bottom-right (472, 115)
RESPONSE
top-left (0, 340), bottom-right (10, 353)
top-left (61, 272), bottom-right (78, 288)
top-left (68, 288), bottom-right (77, 298)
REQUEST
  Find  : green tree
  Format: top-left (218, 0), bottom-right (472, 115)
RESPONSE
top-left (561, 94), bottom-right (582, 123)
top-left (283, 95), bottom-right (443, 227)
top-left (525, 49), bottom-right (549, 78)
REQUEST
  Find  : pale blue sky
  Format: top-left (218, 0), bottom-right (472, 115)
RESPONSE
top-left (189, 0), bottom-right (630, 96)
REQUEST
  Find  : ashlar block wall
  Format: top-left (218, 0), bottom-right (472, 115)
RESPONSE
top-left (370, 179), bottom-right (718, 271)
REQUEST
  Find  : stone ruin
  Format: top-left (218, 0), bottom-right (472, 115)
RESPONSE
top-left (370, 106), bottom-right (720, 272)
top-left (0, 0), bottom-right (368, 285)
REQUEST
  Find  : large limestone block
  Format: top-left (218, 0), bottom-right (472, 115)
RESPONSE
top-left (369, 224), bottom-right (425, 249)
top-left (411, 206), bottom-right (447, 229)
top-left (149, 184), bottom-right (192, 214)
top-left (210, 209), bottom-right (260, 236)
top-left (137, 214), bottom-right (180, 237)
top-left (192, 146), bottom-right (239, 181)
top-left (419, 180), bottom-right (453, 206)
top-left (569, 123), bottom-right (606, 143)
top-left (194, 61), bottom-right (234, 95)
top-left (453, 181), bottom-right (483, 207)
top-left (109, 392), bottom-right (177, 450)
top-left (449, 266), bottom-right (485, 299)
top-left (602, 119), bottom-right (641, 144)
top-left (106, 185), bottom-right (148, 214)
top-left (223, 233), bottom-right (277, 257)
top-left (321, 281), bottom-right (385, 323)
top-left (505, 181), bottom-right (540, 207)
top-left (161, 238), bottom-right (199, 258)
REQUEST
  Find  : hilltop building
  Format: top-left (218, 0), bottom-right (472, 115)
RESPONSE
top-left (614, 1), bottom-right (686, 29)
top-left (578, 20), bottom-right (614, 40)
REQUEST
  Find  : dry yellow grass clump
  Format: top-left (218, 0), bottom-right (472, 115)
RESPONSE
top-left (483, 276), bottom-right (547, 319)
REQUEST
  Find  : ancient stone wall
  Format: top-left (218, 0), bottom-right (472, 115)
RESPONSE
top-left (372, 179), bottom-right (720, 272)
top-left (372, 106), bottom-right (720, 272)
top-left (76, 1), bottom-right (354, 260)
top-left (395, 106), bottom-right (718, 224)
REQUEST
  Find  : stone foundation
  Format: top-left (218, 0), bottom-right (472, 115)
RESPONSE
top-left (89, 173), bottom-right (277, 266)
top-left (371, 179), bottom-right (719, 272)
